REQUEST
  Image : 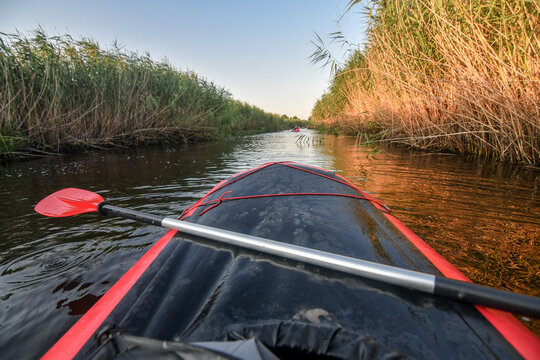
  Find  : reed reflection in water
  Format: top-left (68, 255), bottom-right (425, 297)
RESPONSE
top-left (322, 135), bottom-right (539, 332)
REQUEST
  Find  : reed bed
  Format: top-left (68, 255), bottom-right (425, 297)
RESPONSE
top-left (312, 0), bottom-right (540, 164)
top-left (0, 30), bottom-right (290, 158)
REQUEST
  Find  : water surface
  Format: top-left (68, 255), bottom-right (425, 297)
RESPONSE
top-left (0, 130), bottom-right (538, 358)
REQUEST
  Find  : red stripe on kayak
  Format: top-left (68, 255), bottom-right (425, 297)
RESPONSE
top-left (42, 229), bottom-right (177, 360)
top-left (335, 173), bottom-right (540, 359)
top-left (476, 307), bottom-right (540, 360)
top-left (385, 215), bottom-right (540, 360)
top-left (42, 161), bottom-right (292, 357)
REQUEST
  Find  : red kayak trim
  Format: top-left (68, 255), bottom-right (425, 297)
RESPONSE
top-left (41, 229), bottom-right (178, 360)
top-left (386, 215), bottom-right (540, 360)
top-left (184, 160), bottom-right (540, 359)
top-left (335, 173), bottom-right (540, 360)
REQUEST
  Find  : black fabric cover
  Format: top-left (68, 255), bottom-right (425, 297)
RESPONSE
top-left (90, 322), bottom-right (406, 360)
top-left (77, 163), bottom-right (521, 359)
top-left (91, 331), bottom-right (266, 360)
top-left (227, 321), bottom-right (407, 359)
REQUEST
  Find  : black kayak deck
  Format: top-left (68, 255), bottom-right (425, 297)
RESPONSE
top-left (61, 162), bottom-right (529, 359)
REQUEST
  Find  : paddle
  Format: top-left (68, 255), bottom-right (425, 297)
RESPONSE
top-left (35, 188), bottom-right (540, 318)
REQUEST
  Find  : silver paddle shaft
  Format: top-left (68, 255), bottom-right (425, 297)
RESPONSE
top-left (161, 217), bottom-right (436, 293)
top-left (99, 203), bottom-right (540, 316)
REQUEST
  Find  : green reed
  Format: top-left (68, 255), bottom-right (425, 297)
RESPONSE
top-left (0, 29), bottom-right (290, 158)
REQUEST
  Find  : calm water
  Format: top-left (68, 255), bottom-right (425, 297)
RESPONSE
top-left (0, 130), bottom-right (538, 358)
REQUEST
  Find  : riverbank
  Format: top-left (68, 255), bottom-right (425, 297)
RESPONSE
top-left (311, 0), bottom-right (539, 165)
top-left (0, 30), bottom-right (294, 159)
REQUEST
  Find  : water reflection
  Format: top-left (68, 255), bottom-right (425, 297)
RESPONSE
top-left (0, 130), bottom-right (538, 358)
top-left (324, 135), bottom-right (539, 332)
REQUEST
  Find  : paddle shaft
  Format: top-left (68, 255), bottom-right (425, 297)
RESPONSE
top-left (98, 203), bottom-right (540, 318)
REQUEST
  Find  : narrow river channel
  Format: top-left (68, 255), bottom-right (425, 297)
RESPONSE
top-left (0, 130), bottom-right (538, 358)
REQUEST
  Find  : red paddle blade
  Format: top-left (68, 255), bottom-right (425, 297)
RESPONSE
top-left (35, 188), bottom-right (104, 217)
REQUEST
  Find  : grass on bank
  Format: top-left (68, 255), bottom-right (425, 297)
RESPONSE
top-left (311, 0), bottom-right (540, 165)
top-left (0, 30), bottom-right (294, 158)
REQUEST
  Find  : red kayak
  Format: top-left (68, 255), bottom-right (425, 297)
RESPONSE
top-left (36, 162), bottom-right (540, 359)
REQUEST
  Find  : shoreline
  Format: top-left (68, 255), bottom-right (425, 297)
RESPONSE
top-left (0, 30), bottom-right (297, 162)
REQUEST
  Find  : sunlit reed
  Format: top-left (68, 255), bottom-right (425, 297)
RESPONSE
top-left (311, 0), bottom-right (539, 164)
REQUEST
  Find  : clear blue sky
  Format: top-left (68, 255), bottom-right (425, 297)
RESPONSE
top-left (1, 0), bottom-right (366, 119)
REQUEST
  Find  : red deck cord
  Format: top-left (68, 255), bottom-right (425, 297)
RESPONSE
top-left (197, 192), bottom-right (391, 216)
top-left (181, 161), bottom-right (391, 218)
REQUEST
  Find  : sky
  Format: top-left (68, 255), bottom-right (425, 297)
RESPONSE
top-left (1, 0), bottom-right (367, 119)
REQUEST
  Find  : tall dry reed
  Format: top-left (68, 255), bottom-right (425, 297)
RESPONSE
top-left (312, 0), bottom-right (540, 164)
top-left (0, 30), bottom-right (289, 158)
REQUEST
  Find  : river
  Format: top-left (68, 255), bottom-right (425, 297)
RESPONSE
top-left (0, 130), bottom-right (538, 358)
